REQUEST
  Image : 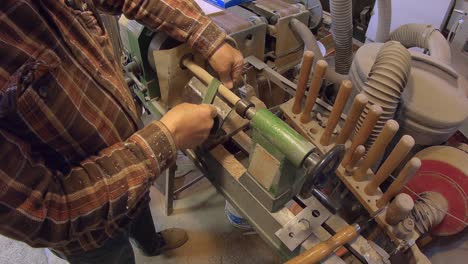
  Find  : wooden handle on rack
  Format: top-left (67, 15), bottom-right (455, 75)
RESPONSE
top-left (385, 193), bottom-right (414, 225)
top-left (377, 158), bottom-right (421, 208)
top-left (345, 145), bottom-right (365, 174)
top-left (286, 225), bottom-right (360, 264)
top-left (365, 135), bottom-right (415, 195)
top-left (182, 58), bottom-right (240, 106)
top-left (353, 120), bottom-right (399, 181)
top-left (300, 60), bottom-right (328, 123)
top-left (335, 94), bottom-right (368, 144)
top-left (342, 105), bottom-right (383, 167)
top-left (320, 80), bottom-right (353, 146)
top-left (293, 51), bottom-right (315, 114)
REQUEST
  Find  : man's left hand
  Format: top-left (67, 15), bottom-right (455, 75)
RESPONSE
top-left (208, 43), bottom-right (244, 89)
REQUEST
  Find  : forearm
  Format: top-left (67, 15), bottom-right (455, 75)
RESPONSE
top-left (0, 121), bottom-right (176, 247)
top-left (94, 0), bottom-right (226, 57)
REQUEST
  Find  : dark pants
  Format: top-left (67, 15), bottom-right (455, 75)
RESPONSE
top-left (55, 206), bottom-right (165, 264)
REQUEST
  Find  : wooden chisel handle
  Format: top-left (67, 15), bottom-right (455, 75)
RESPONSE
top-left (377, 158), bottom-right (421, 208)
top-left (300, 60), bottom-right (328, 123)
top-left (345, 145), bottom-right (365, 174)
top-left (365, 135), bottom-right (415, 195)
top-left (320, 80), bottom-right (353, 146)
top-left (353, 120), bottom-right (399, 181)
top-left (286, 225), bottom-right (360, 264)
top-left (342, 105), bottom-right (383, 167)
top-left (293, 51), bottom-right (315, 114)
top-left (335, 94), bottom-right (368, 144)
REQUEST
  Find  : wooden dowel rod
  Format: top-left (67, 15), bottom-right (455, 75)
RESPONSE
top-left (292, 51), bottom-right (315, 114)
top-left (345, 145), bottom-right (365, 174)
top-left (320, 80), bottom-right (353, 146)
top-left (353, 120), bottom-right (399, 181)
top-left (342, 105), bottom-right (383, 167)
top-left (182, 58), bottom-right (240, 106)
top-left (335, 94), bottom-right (368, 144)
top-left (376, 158), bottom-right (421, 208)
top-left (300, 60), bottom-right (328, 123)
top-left (365, 135), bottom-right (415, 195)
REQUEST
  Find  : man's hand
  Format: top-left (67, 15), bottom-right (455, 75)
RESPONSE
top-left (160, 103), bottom-right (217, 149)
top-left (208, 43), bottom-right (244, 89)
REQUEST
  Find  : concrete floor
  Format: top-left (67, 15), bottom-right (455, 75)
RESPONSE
top-left (0, 155), bottom-right (282, 264)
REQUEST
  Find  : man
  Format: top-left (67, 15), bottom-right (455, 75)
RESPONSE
top-left (0, 0), bottom-right (243, 263)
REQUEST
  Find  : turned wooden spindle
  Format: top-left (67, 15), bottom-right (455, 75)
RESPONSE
top-left (377, 158), bottom-right (421, 208)
top-left (353, 120), bottom-right (399, 181)
top-left (365, 135), bottom-right (415, 195)
top-left (320, 80), bottom-right (353, 146)
top-left (292, 51), bottom-right (315, 114)
top-left (335, 94), bottom-right (368, 144)
top-left (345, 145), bottom-right (365, 175)
top-left (342, 105), bottom-right (383, 167)
top-left (300, 60), bottom-right (328, 123)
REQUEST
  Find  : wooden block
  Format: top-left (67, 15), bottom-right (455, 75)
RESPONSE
top-left (210, 145), bottom-right (246, 180)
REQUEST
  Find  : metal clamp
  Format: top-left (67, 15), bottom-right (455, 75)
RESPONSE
top-left (275, 196), bottom-right (332, 251)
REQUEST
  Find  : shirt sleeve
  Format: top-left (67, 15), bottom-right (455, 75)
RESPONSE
top-left (0, 121), bottom-right (176, 248)
top-left (93, 0), bottom-right (226, 58)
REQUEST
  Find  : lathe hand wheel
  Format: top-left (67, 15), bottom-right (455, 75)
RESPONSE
top-left (300, 144), bottom-right (345, 198)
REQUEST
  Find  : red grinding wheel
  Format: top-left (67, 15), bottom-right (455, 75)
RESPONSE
top-left (402, 146), bottom-right (468, 236)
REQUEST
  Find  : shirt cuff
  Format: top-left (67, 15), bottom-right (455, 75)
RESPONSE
top-left (129, 122), bottom-right (177, 176)
top-left (189, 15), bottom-right (227, 58)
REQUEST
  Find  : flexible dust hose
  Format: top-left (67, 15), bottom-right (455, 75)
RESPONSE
top-left (410, 192), bottom-right (448, 234)
top-left (375, 0), bottom-right (392, 42)
top-left (355, 41), bottom-right (411, 147)
top-left (389, 24), bottom-right (451, 65)
top-left (290, 19), bottom-right (348, 85)
top-left (330, 0), bottom-right (353, 74)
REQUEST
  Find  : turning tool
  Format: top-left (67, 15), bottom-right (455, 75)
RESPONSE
top-left (342, 105), bottom-right (383, 167)
top-left (353, 120), bottom-right (399, 181)
top-left (292, 51), bottom-right (315, 114)
top-left (320, 80), bottom-right (353, 146)
top-left (335, 94), bottom-right (368, 144)
top-left (365, 135), bottom-right (415, 195)
top-left (300, 60), bottom-right (328, 123)
top-left (376, 158), bottom-right (421, 208)
top-left (345, 145), bottom-right (365, 175)
top-left (286, 209), bottom-right (384, 264)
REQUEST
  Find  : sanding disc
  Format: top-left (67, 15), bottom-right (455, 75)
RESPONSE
top-left (403, 146), bottom-right (468, 236)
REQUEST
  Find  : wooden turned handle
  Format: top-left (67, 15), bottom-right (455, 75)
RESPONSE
top-left (335, 94), bottom-right (368, 144)
top-left (286, 225), bottom-right (359, 264)
top-left (345, 145), bottom-right (365, 174)
top-left (292, 51), bottom-right (315, 114)
top-left (353, 120), bottom-right (399, 181)
top-left (300, 60), bottom-right (328, 123)
top-left (385, 193), bottom-right (414, 225)
top-left (365, 135), bottom-right (415, 195)
top-left (320, 80), bottom-right (353, 146)
top-left (377, 158), bottom-right (421, 208)
top-left (342, 105), bottom-right (383, 167)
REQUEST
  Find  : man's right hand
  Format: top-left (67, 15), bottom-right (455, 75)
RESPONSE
top-left (160, 103), bottom-right (217, 149)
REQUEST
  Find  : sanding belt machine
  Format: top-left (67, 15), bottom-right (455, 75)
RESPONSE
top-left (118, 1), bottom-right (467, 263)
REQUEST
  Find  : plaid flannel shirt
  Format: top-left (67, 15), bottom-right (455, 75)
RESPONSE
top-left (0, 0), bottom-right (225, 255)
